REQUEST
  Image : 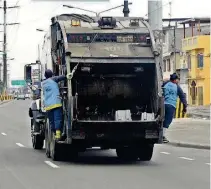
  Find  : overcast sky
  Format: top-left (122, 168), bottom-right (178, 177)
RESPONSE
top-left (0, 0), bottom-right (210, 82)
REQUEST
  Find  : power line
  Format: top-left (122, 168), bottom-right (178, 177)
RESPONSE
top-left (144, 1), bottom-right (173, 18)
top-left (21, 4), bottom-right (63, 25)
top-left (8, 0), bottom-right (21, 52)
top-left (0, 0), bottom-right (20, 90)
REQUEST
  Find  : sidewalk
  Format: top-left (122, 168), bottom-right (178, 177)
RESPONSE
top-left (166, 118), bottom-right (210, 150)
top-left (187, 105), bottom-right (210, 119)
top-left (0, 100), bottom-right (11, 105)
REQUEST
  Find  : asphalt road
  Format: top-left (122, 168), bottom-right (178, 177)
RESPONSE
top-left (0, 100), bottom-right (210, 189)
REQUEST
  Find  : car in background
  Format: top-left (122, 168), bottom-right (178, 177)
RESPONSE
top-left (25, 93), bottom-right (30, 99)
top-left (17, 94), bottom-right (25, 100)
top-left (14, 94), bottom-right (17, 99)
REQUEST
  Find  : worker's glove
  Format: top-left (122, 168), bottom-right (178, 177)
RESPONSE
top-left (66, 73), bottom-right (73, 80)
top-left (183, 106), bottom-right (187, 113)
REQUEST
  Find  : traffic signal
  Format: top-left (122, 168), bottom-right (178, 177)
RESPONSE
top-left (24, 65), bottom-right (32, 82)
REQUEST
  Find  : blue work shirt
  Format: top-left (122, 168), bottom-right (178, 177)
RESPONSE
top-left (162, 81), bottom-right (187, 108)
top-left (42, 75), bottom-right (66, 111)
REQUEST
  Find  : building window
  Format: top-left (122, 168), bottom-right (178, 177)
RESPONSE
top-left (167, 59), bottom-right (171, 72)
top-left (163, 60), bottom-right (166, 72)
top-left (197, 54), bottom-right (204, 68)
top-left (187, 54), bottom-right (191, 69)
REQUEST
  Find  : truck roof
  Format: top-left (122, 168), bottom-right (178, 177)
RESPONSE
top-left (53, 14), bottom-right (149, 33)
top-left (51, 14), bottom-right (154, 59)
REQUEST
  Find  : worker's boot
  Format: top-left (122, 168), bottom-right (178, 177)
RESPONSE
top-left (163, 136), bottom-right (169, 143)
top-left (55, 130), bottom-right (61, 140)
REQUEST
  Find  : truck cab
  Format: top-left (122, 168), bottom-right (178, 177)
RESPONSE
top-left (24, 65), bottom-right (46, 150)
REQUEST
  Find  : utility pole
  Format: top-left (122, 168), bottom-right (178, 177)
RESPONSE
top-left (123, 0), bottom-right (130, 17)
top-left (0, 63), bottom-right (2, 81)
top-left (148, 0), bottom-right (163, 71)
top-left (173, 23), bottom-right (177, 73)
top-left (0, 0), bottom-right (19, 91)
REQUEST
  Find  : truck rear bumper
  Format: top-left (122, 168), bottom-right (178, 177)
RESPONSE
top-left (71, 120), bottom-right (163, 146)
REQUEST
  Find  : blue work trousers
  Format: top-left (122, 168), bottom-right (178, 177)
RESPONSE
top-left (163, 104), bottom-right (176, 129)
top-left (47, 107), bottom-right (63, 132)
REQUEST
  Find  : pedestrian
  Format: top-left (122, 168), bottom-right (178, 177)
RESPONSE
top-left (42, 69), bottom-right (67, 140)
top-left (162, 73), bottom-right (187, 143)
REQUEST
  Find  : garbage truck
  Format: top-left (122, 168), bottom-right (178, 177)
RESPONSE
top-left (24, 14), bottom-right (164, 161)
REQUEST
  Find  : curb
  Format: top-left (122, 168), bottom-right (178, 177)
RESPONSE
top-left (186, 113), bottom-right (210, 120)
top-left (0, 100), bottom-right (12, 105)
top-left (167, 141), bottom-right (210, 150)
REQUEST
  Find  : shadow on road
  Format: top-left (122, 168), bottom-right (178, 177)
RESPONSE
top-left (60, 149), bottom-right (159, 166)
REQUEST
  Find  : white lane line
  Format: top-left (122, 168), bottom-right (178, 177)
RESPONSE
top-left (44, 161), bottom-right (60, 168)
top-left (160, 152), bottom-right (170, 155)
top-left (16, 143), bottom-right (25, 147)
top-left (179, 157), bottom-right (194, 161)
top-left (1, 132), bottom-right (7, 136)
top-left (205, 163), bottom-right (211, 166)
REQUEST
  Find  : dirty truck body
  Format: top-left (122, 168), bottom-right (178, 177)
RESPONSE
top-left (40, 14), bottom-right (164, 161)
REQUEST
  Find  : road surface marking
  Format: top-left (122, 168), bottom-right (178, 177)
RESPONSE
top-left (45, 161), bottom-right (59, 168)
top-left (1, 132), bottom-right (7, 136)
top-left (179, 157), bottom-right (194, 161)
top-left (16, 143), bottom-right (25, 147)
top-left (206, 163), bottom-right (211, 165)
top-left (160, 152), bottom-right (170, 155)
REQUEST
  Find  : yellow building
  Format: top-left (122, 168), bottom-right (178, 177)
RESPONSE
top-left (182, 35), bottom-right (210, 106)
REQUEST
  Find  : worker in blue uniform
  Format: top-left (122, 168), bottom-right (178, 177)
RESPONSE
top-left (42, 69), bottom-right (69, 140)
top-left (162, 73), bottom-right (187, 143)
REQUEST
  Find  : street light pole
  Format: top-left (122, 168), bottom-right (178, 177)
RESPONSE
top-left (3, 0), bottom-right (7, 90)
top-left (63, 3), bottom-right (132, 17)
top-left (38, 44), bottom-right (40, 61)
top-left (36, 28), bottom-right (47, 81)
top-left (63, 5), bottom-right (97, 15)
top-left (97, 2), bottom-right (132, 16)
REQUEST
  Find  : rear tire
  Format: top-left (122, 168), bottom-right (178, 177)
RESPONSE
top-left (50, 137), bottom-right (61, 161)
top-left (66, 145), bottom-right (78, 161)
top-left (45, 120), bottom-right (51, 158)
top-left (116, 147), bottom-right (138, 161)
top-left (32, 120), bottom-right (44, 150)
top-left (32, 135), bottom-right (44, 149)
top-left (137, 144), bottom-right (154, 161)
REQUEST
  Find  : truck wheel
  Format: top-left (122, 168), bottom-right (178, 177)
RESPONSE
top-left (66, 145), bottom-right (78, 161)
top-left (50, 134), bottom-right (63, 161)
top-left (32, 135), bottom-right (44, 150)
top-left (45, 120), bottom-right (51, 158)
top-left (138, 144), bottom-right (154, 161)
top-left (32, 120), bottom-right (44, 149)
top-left (116, 147), bottom-right (138, 161)
top-left (33, 120), bottom-right (40, 133)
